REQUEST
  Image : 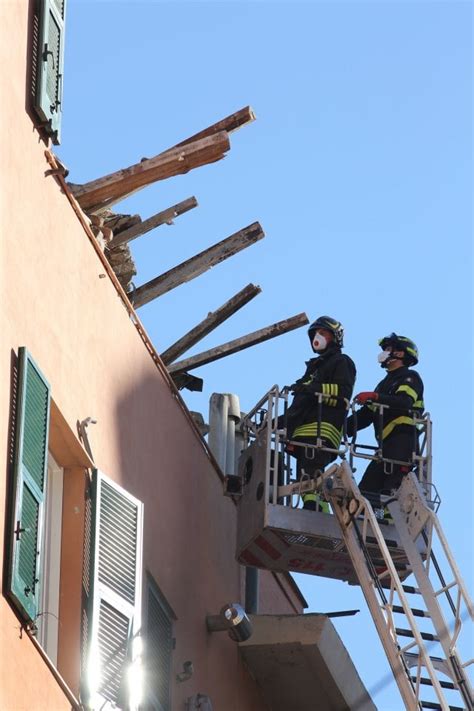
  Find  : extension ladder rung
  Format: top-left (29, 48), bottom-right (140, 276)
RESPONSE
top-left (396, 627), bottom-right (439, 642)
top-left (406, 652), bottom-right (452, 676)
top-left (371, 558), bottom-right (408, 572)
top-left (434, 580), bottom-right (457, 596)
top-left (319, 464), bottom-right (474, 711)
top-left (366, 534), bottom-right (399, 549)
top-left (392, 604), bottom-right (430, 618)
top-left (402, 584), bottom-right (421, 595)
top-left (411, 676), bottom-right (456, 690)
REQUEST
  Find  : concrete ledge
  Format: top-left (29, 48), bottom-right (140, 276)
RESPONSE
top-left (239, 613), bottom-right (377, 711)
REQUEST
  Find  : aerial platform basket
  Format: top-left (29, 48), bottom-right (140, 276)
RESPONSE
top-left (236, 435), bottom-right (425, 585)
top-left (231, 387), bottom-right (474, 709)
top-left (235, 386), bottom-right (432, 586)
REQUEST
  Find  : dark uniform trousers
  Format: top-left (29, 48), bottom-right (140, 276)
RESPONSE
top-left (294, 444), bottom-right (336, 480)
top-left (349, 365), bottom-right (424, 510)
top-left (359, 429), bottom-right (418, 508)
top-left (284, 346), bottom-right (356, 509)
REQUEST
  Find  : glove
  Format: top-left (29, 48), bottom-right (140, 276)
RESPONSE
top-left (355, 391), bottom-right (378, 405)
top-left (289, 382), bottom-right (307, 394)
top-left (289, 381), bottom-right (321, 395)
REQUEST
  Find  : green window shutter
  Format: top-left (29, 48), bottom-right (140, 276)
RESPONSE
top-left (8, 347), bottom-right (51, 623)
top-left (82, 471), bottom-right (144, 710)
top-left (145, 579), bottom-right (174, 711)
top-left (33, 0), bottom-right (67, 145)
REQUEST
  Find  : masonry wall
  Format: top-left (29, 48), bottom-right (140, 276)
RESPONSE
top-left (0, 3), bottom-right (302, 710)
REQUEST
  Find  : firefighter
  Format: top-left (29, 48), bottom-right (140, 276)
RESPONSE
top-left (348, 333), bottom-right (424, 515)
top-left (282, 316), bottom-right (356, 511)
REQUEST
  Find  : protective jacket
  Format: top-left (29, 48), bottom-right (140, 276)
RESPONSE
top-left (349, 366), bottom-right (424, 442)
top-left (283, 346), bottom-right (356, 449)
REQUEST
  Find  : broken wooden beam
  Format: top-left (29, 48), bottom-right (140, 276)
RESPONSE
top-left (73, 107), bottom-right (255, 213)
top-left (174, 106), bottom-right (255, 147)
top-left (109, 196), bottom-right (198, 248)
top-left (69, 132), bottom-right (230, 211)
top-left (168, 313), bottom-right (309, 373)
top-left (132, 222), bottom-right (265, 308)
top-left (171, 372), bottom-right (203, 392)
top-left (161, 283), bottom-right (262, 365)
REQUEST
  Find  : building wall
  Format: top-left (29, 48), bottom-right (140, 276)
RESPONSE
top-left (0, 2), bottom-right (302, 709)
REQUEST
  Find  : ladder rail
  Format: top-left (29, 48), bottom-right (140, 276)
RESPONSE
top-left (332, 507), bottom-right (421, 709)
top-left (325, 462), bottom-right (448, 710)
top-left (429, 558), bottom-right (462, 652)
top-left (239, 388), bottom-right (473, 709)
top-left (428, 511), bottom-right (474, 621)
top-left (389, 480), bottom-right (474, 709)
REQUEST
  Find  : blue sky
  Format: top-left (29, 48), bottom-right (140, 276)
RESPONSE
top-left (60, 2), bottom-right (472, 707)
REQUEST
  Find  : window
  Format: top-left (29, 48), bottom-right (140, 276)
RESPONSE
top-left (37, 453), bottom-right (63, 664)
top-left (8, 348), bottom-right (51, 624)
top-left (144, 576), bottom-right (175, 711)
top-left (7, 348), bottom-right (144, 709)
top-left (31, 0), bottom-right (67, 144)
top-left (81, 471), bottom-right (144, 710)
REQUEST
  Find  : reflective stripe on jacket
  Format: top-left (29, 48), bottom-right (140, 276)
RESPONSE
top-left (348, 366), bottom-right (424, 441)
top-left (284, 346), bottom-right (356, 444)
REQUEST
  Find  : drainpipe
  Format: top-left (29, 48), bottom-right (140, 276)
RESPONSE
top-left (245, 566), bottom-right (259, 614)
top-left (208, 393), bottom-right (229, 469)
top-left (208, 393), bottom-right (259, 614)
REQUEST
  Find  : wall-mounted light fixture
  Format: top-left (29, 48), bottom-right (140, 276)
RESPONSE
top-left (206, 603), bottom-right (252, 643)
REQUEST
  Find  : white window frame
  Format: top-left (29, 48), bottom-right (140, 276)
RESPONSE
top-left (36, 452), bottom-right (63, 665)
top-left (84, 471), bottom-right (144, 711)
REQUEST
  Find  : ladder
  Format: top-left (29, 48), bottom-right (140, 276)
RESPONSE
top-left (321, 461), bottom-right (474, 711)
top-left (236, 386), bottom-right (473, 709)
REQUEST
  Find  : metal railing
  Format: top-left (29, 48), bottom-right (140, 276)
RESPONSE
top-left (240, 386), bottom-right (437, 510)
top-left (348, 400), bottom-right (433, 489)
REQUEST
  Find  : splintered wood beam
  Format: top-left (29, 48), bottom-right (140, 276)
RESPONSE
top-left (132, 222), bottom-right (264, 308)
top-left (74, 108), bottom-right (255, 213)
top-left (170, 372), bottom-right (204, 392)
top-left (70, 132), bottom-right (230, 211)
top-left (161, 283), bottom-right (262, 365)
top-left (174, 106), bottom-right (256, 147)
top-left (168, 313), bottom-right (309, 373)
top-left (109, 196), bottom-right (198, 248)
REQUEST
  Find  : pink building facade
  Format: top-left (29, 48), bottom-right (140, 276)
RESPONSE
top-left (0, 3), bottom-right (375, 710)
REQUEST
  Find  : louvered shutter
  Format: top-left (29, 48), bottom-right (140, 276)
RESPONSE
top-left (8, 348), bottom-right (51, 622)
top-left (83, 471), bottom-right (143, 710)
top-left (33, 0), bottom-right (67, 144)
top-left (145, 580), bottom-right (174, 711)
